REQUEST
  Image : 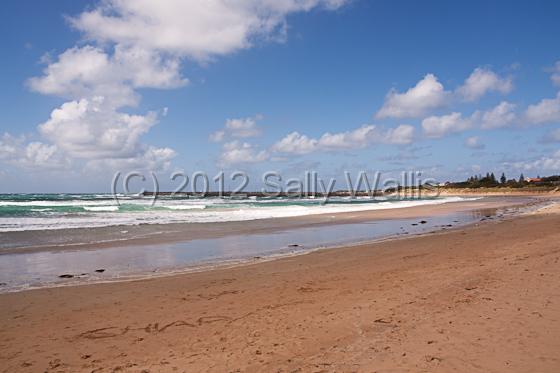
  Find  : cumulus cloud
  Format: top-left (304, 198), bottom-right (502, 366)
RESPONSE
top-left (384, 124), bottom-right (416, 145)
top-left (226, 115), bottom-right (263, 137)
top-left (421, 112), bottom-right (472, 138)
top-left (524, 92), bottom-right (560, 125)
top-left (506, 150), bottom-right (560, 172)
top-left (376, 68), bottom-right (513, 119)
top-left (210, 115), bottom-right (263, 142)
top-left (477, 101), bottom-right (517, 129)
top-left (271, 132), bottom-right (318, 155)
top-left (219, 141), bottom-right (269, 165)
top-left (38, 97), bottom-right (167, 162)
top-left (375, 74), bottom-right (450, 119)
top-left (70, 0), bottom-right (349, 62)
top-left (0, 133), bottom-right (69, 169)
top-left (8, 0), bottom-right (350, 173)
top-left (456, 67), bottom-right (513, 101)
top-left (420, 101), bottom-right (518, 139)
top-left (464, 136), bottom-right (485, 149)
top-left (272, 124), bottom-right (415, 155)
top-left (316, 125), bottom-right (381, 150)
top-left (28, 45), bottom-right (187, 107)
top-left (21, 44), bottom-right (182, 171)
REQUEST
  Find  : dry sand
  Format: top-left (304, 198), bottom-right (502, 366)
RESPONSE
top-left (1, 201), bottom-right (560, 372)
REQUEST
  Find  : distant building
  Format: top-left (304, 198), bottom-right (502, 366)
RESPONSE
top-left (526, 177), bottom-right (543, 183)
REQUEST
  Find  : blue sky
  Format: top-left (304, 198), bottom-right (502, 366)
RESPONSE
top-left (0, 0), bottom-right (559, 192)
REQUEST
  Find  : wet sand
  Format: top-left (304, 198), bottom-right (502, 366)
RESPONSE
top-left (0, 196), bottom-right (540, 292)
top-left (1, 198), bottom-right (560, 371)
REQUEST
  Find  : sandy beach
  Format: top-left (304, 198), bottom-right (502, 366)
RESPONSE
top-left (0, 197), bottom-right (559, 372)
top-left (3, 0), bottom-right (560, 371)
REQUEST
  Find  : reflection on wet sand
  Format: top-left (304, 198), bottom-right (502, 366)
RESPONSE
top-left (0, 199), bottom-right (539, 293)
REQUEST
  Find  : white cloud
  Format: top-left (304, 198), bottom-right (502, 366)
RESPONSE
top-left (70, 0), bottom-right (349, 62)
top-left (477, 101), bottom-right (517, 129)
top-left (385, 124), bottom-right (416, 145)
top-left (376, 74), bottom-right (449, 119)
top-left (28, 46), bottom-right (113, 97)
top-left (464, 136), bottom-right (485, 149)
top-left (219, 141), bottom-right (269, 165)
top-left (226, 115), bottom-right (263, 138)
top-left (22, 45), bottom-right (183, 170)
top-left (30, 97), bottom-right (175, 171)
top-left (507, 150), bottom-right (560, 172)
top-left (525, 92), bottom-right (560, 125)
top-left (28, 45), bottom-right (187, 107)
top-left (113, 46), bottom-right (187, 89)
top-left (24, 142), bottom-right (60, 166)
top-left (0, 133), bottom-right (69, 169)
top-left (209, 130), bottom-right (226, 143)
top-left (10, 0), bottom-right (350, 174)
top-left (420, 100), bottom-right (522, 138)
top-left (317, 125), bottom-right (380, 150)
top-left (457, 67), bottom-right (513, 102)
top-left (550, 61), bottom-right (560, 87)
top-left (421, 112), bottom-right (472, 138)
top-left (376, 67), bottom-right (513, 119)
top-left (272, 131), bottom-right (318, 154)
top-left (0, 133), bottom-right (21, 160)
top-left (210, 115), bottom-right (264, 142)
top-left (272, 124), bottom-right (415, 155)
top-left (39, 97), bottom-right (160, 160)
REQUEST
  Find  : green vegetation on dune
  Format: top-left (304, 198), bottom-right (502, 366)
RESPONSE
top-left (443, 173), bottom-right (560, 190)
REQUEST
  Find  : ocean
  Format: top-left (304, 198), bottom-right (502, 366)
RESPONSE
top-left (0, 193), bottom-right (472, 232)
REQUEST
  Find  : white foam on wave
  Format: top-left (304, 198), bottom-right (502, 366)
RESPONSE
top-left (164, 205), bottom-right (206, 210)
top-left (0, 200), bottom-right (117, 207)
top-left (0, 196), bottom-right (479, 232)
top-left (83, 206), bottom-right (120, 212)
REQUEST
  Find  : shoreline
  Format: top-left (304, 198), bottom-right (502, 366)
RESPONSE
top-left (0, 208), bottom-right (505, 294)
top-left (0, 197), bottom-right (559, 371)
top-left (0, 195), bottom-right (539, 255)
top-left (0, 196), bottom-right (547, 293)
